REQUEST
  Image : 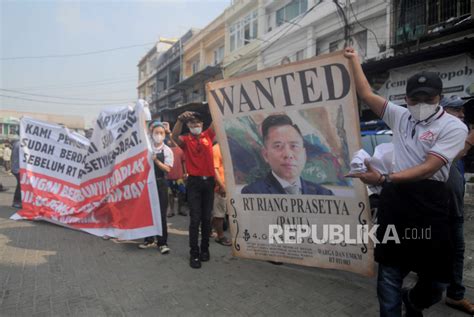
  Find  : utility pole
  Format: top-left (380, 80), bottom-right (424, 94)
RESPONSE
top-left (333, 0), bottom-right (350, 47)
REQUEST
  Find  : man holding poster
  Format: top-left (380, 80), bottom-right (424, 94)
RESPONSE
top-left (344, 47), bottom-right (467, 316)
top-left (207, 51), bottom-right (374, 277)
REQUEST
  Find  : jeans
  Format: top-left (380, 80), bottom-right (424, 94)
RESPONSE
top-left (145, 178), bottom-right (168, 246)
top-left (187, 176), bottom-right (215, 257)
top-left (447, 220), bottom-right (465, 300)
top-left (13, 172), bottom-right (21, 204)
top-left (377, 264), bottom-right (447, 316)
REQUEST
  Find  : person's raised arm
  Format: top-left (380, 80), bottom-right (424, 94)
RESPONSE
top-left (344, 47), bottom-right (386, 118)
top-left (209, 122), bottom-right (215, 134)
top-left (172, 116), bottom-right (185, 147)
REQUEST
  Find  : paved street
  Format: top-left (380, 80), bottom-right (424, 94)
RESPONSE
top-left (0, 171), bottom-right (472, 316)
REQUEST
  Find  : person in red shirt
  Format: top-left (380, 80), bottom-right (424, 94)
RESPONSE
top-left (172, 111), bottom-right (215, 269)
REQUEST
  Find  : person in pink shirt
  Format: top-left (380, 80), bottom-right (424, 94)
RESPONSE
top-left (166, 137), bottom-right (187, 217)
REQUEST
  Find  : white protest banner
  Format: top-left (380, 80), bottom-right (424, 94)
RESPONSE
top-left (207, 51), bottom-right (374, 276)
top-left (11, 102), bottom-right (162, 240)
top-left (378, 54), bottom-right (474, 104)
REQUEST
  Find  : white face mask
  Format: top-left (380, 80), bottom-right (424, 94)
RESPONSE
top-left (408, 103), bottom-right (439, 121)
top-left (189, 127), bottom-right (202, 135)
top-left (153, 134), bottom-right (164, 144)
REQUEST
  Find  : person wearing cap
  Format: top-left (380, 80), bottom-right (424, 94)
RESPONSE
top-left (172, 111), bottom-right (215, 269)
top-left (138, 120), bottom-right (174, 255)
top-left (345, 47), bottom-right (468, 316)
top-left (440, 96), bottom-right (474, 315)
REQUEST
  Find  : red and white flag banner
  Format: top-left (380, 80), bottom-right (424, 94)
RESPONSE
top-left (10, 102), bottom-right (162, 240)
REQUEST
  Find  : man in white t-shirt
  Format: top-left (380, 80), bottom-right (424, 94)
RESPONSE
top-left (345, 47), bottom-right (467, 316)
top-left (3, 144), bottom-right (12, 172)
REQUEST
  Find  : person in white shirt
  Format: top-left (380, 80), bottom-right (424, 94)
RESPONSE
top-left (345, 47), bottom-right (467, 317)
top-left (138, 121), bottom-right (174, 254)
top-left (3, 144), bottom-right (12, 172)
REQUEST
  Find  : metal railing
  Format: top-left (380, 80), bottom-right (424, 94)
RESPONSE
top-left (392, 0), bottom-right (471, 45)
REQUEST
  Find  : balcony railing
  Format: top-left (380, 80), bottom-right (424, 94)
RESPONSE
top-left (393, 0), bottom-right (471, 45)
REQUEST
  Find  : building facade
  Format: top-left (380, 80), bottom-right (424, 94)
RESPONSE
top-left (0, 116), bottom-right (19, 143)
top-left (370, 0), bottom-right (473, 98)
top-left (165, 13), bottom-right (226, 122)
top-left (151, 29), bottom-right (198, 120)
top-left (222, 0), bottom-right (264, 78)
top-left (248, 0), bottom-right (388, 70)
top-left (137, 39), bottom-right (176, 112)
top-left (138, 0), bottom-right (473, 123)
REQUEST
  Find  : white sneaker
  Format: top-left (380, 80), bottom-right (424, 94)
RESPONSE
top-left (138, 240), bottom-right (157, 249)
top-left (159, 245), bottom-right (170, 254)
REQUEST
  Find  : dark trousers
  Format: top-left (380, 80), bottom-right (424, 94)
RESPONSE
top-left (187, 176), bottom-right (215, 257)
top-left (145, 178), bottom-right (168, 246)
top-left (377, 264), bottom-right (447, 316)
top-left (447, 220), bottom-right (466, 300)
top-left (13, 172), bottom-right (21, 204)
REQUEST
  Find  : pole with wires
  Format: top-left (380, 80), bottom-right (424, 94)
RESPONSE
top-left (333, 0), bottom-right (350, 47)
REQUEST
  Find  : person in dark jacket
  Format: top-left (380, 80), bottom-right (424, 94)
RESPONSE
top-left (11, 138), bottom-right (21, 208)
top-left (241, 114), bottom-right (333, 196)
top-left (440, 96), bottom-right (474, 315)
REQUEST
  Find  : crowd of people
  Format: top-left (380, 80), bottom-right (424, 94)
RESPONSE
top-left (137, 110), bottom-right (232, 269)
top-left (2, 47), bottom-right (473, 315)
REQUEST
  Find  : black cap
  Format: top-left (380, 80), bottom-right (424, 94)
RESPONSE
top-left (406, 71), bottom-right (442, 98)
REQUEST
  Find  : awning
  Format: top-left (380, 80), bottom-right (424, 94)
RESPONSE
top-left (363, 36), bottom-right (474, 73)
top-left (173, 65), bottom-right (221, 90)
top-left (376, 53), bottom-right (474, 105)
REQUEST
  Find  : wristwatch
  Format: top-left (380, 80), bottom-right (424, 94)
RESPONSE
top-left (382, 174), bottom-right (392, 184)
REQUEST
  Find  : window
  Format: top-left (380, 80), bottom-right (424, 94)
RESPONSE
top-left (229, 10), bottom-right (258, 52)
top-left (139, 66), bottom-right (146, 80)
top-left (295, 49), bottom-right (305, 61)
top-left (276, 0), bottom-right (308, 26)
top-left (192, 60), bottom-right (200, 74)
top-left (353, 31), bottom-right (367, 57)
top-left (9, 125), bottom-right (18, 135)
top-left (394, 0), bottom-right (471, 44)
top-left (329, 40), bottom-right (340, 52)
top-left (213, 46), bottom-right (224, 65)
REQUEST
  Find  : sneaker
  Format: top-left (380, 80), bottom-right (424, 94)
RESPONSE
top-left (200, 251), bottom-right (210, 262)
top-left (446, 297), bottom-right (474, 315)
top-left (190, 257), bottom-right (201, 269)
top-left (159, 245), bottom-right (170, 254)
top-left (167, 212), bottom-right (175, 218)
top-left (138, 240), bottom-right (157, 249)
top-left (402, 288), bottom-right (423, 317)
